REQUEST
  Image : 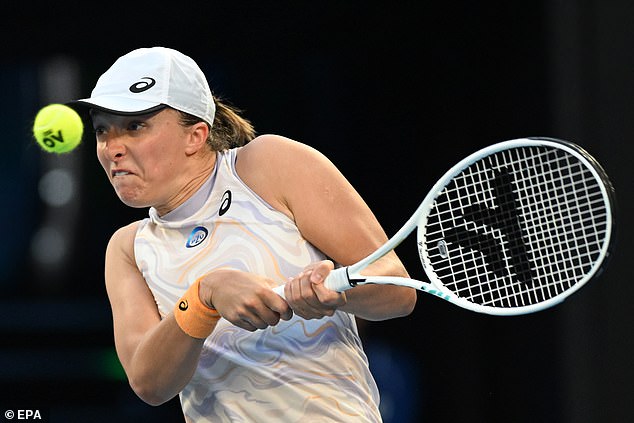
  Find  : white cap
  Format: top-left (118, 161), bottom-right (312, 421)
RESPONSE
top-left (74, 47), bottom-right (215, 126)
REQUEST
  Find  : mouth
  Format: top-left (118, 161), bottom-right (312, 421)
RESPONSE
top-left (112, 169), bottom-right (133, 178)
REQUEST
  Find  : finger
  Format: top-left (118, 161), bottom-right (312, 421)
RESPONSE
top-left (263, 288), bottom-right (293, 321)
top-left (285, 271), bottom-right (333, 319)
top-left (241, 315), bottom-right (269, 330)
top-left (260, 310), bottom-right (283, 326)
top-left (308, 262), bottom-right (343, 304)
top-left (299, 273), bottom-right (330, 314)
top-left (293, 277), bottom-right (330, 319)
top-left (312, 282), bottom-right (347, 308)
top-left (298, 271), bottom-right (323, 308)
top-left (309, 261), bottom-right (334, 285)
top-left (234, 319), bottom-right (257, 332)
top-left (227, 306), bottom-right (273, 331)
top-left (248, 297), bottom-right (292, 327)
top-left (283, 278), bottom-right (314, 319)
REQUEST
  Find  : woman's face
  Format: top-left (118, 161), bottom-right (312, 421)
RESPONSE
top-left (93, 108), bottom-right (196, 212)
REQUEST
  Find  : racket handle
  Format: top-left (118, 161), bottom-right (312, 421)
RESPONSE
top-left (272, 284), bottom-right (285, 298)
top-left (323, 267), bottom-right (355, 292)
top-left (272, 267), bottom-right (355, 299)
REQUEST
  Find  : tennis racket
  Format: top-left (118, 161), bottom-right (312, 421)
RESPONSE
top-left (274, 137), bottom-right (615, 315)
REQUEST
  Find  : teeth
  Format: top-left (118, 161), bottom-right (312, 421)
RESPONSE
top-left (113, 171), bottom-right (130, 176)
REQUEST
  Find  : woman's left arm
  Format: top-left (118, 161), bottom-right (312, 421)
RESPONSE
top-left (236, 135), bottom-right (417, 321)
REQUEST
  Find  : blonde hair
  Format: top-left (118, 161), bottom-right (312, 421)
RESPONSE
top-left (178, 96), bottom-right (255, 151)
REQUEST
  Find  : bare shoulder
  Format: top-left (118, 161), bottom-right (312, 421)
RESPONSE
top-left (237, 134), bottom-right (387, 265)
top-left (236, 135), bottom-right (338, 217)
top-left (104, 220), bottom-right (149, 302)
top-left (108, 221), bottom-right (141, 251)
top-left (106, 220), bottom-right (143, 271)
top-left (238, 134), bottom-right (326, 168)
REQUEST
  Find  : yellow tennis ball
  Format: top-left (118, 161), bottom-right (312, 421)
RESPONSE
top-left (32, 104), bottom-right (83, 154)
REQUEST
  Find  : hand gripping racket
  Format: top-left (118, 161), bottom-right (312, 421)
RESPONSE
top-left (274, 137), bottom-right (615, 315)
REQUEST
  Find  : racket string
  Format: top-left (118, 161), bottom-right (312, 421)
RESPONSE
top-left (422, 145), bottom-right (609, 308)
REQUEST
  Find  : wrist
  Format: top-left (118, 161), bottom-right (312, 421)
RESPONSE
top-left (173, 278), bottom-right (220, 339)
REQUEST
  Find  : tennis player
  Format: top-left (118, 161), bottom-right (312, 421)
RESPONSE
top-left (72, 47), bottom-right (416, 422)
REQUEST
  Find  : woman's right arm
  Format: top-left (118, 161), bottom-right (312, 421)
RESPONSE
top-left (104, 222), bottom-right (293, 405)
top-left (104, 222), bottom-right (206, 405)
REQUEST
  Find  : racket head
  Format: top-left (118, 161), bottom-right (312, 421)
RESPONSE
top-left (417, 137), bottom-right (615, 315)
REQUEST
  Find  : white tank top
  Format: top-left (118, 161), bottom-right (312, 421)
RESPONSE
top-left (134, 148), bottom-right (382, 422)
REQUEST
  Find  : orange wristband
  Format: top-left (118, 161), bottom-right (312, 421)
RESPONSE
top-left (173, 278), bottom-right (221, 339)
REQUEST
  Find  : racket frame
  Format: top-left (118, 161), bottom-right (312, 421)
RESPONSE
top-left (326, 137), bottom-right (615, 315)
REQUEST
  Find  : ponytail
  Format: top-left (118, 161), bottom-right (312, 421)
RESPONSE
top-left (209, 98), bottom-right (256, 150)
top-left (177, 96), bottom-right (256, 151)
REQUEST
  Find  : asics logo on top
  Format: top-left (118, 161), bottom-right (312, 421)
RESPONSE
top-left (186, 226), bottom-right (209, 248)
top-left (219, 190), bottom-right (232, 216)
top-left (129, 77), bottom-right (156, 93)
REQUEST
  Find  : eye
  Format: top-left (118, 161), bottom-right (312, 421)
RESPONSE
top-left (93, 125), bottom-right (106, 137)
top-left (127, 121), bottom-right (145, 131)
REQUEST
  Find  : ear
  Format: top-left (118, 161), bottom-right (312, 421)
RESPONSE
top-left (184, 122), bottom-right (210, 155)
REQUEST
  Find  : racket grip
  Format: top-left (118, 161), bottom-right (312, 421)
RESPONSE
top-left (272, 284), bottom-right (285, 298)
top-left (271, 267), bottom-right (354, 299)
top-left (323, 267), bottom-right (355, 292)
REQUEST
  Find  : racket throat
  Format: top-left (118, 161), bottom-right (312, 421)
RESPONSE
top-left (346, 268), bottom-right (365, 287)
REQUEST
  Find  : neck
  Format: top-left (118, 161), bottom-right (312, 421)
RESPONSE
top-left (155, 152), bottom-right (217, 216)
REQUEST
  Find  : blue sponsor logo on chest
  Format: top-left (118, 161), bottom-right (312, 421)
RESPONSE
top-left (186, 226), bottom-right (209, 248)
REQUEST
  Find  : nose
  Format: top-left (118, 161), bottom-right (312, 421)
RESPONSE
top-left (100, 133), bottom-right (127, 161)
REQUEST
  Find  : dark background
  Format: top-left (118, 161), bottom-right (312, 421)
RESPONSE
top-left (1, 1), bottom-right (632, 422)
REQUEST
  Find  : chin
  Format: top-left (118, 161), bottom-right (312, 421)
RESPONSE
top-left (116, 191), bottom-right (150, 209)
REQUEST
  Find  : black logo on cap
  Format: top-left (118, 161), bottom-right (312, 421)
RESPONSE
top-left (129, 77), bottom-right (156, 93)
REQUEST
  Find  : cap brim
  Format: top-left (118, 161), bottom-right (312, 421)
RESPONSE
top-left (69, 96), bottom-right (167, 116)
